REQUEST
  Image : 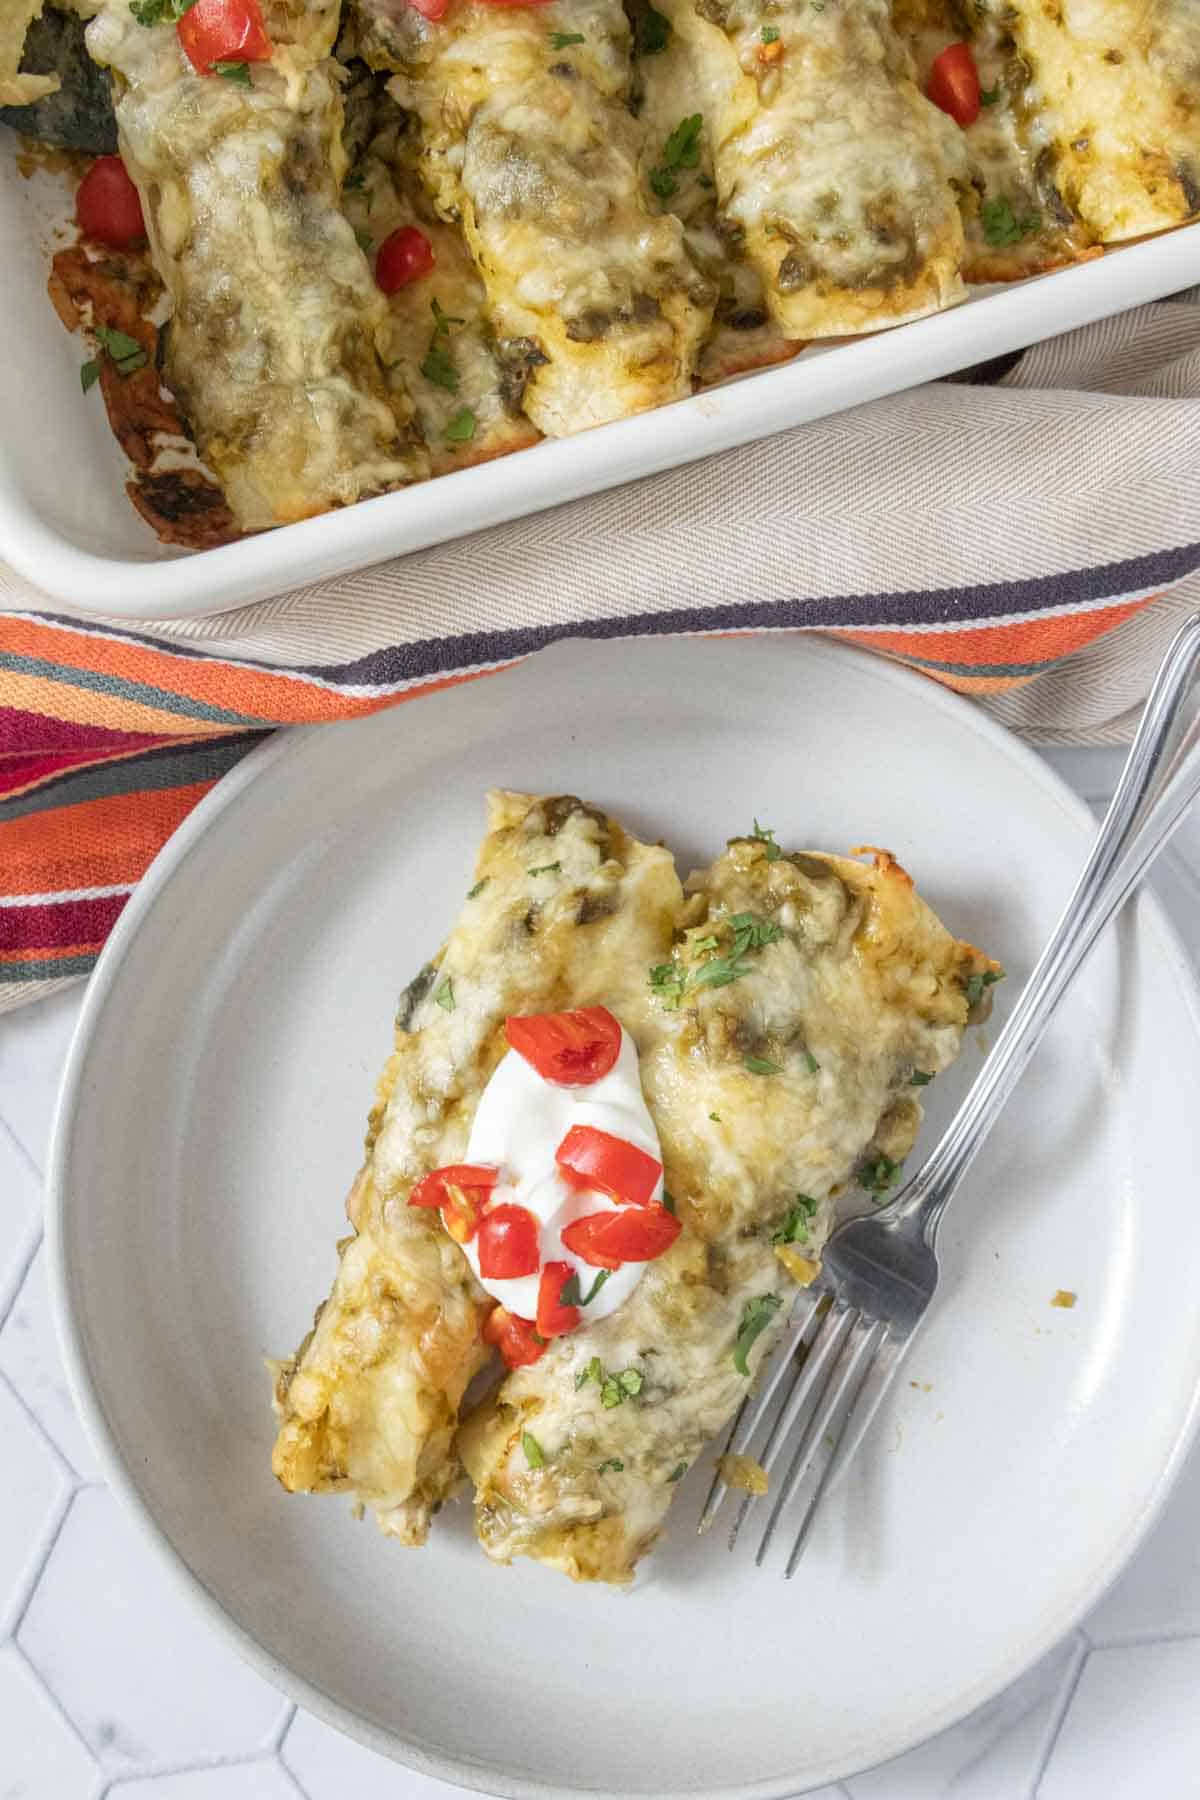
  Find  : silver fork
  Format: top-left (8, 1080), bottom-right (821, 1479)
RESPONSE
top-left (700, 610), bottom-right (1200, 1575)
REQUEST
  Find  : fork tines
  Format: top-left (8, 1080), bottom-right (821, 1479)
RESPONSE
top-left (699, 1293), bottom-right (889, 1576)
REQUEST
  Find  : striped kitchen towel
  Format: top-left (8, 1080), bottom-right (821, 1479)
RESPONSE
top-left (2, 291), bottom-right (1200, 1011)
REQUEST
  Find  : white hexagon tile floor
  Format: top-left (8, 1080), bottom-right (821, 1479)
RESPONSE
top-left (2, 744), bottom-right (1200, 1800)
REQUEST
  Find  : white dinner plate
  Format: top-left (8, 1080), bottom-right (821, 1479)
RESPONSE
top-left (49, 635), bottom-right (1200, 1798)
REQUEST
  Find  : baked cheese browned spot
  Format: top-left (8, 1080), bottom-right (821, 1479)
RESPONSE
top-left (652, 0), bottom-right (967, 340)
top-left (892, 0), bottom-right (1096, 282)
top-left (350, 0), bottom-right (715, 435)
top-left (85, 0), bottom-right (427, 531)
top-left (995, 0), bottom-right (1200, 243)
top-left (270, 792), bottom-right (682, 1546)
top-left (460, 834), bottom-right (998, 1584)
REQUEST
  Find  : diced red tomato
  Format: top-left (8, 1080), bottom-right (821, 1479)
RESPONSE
top-left (482, 1305), bottom-right (545, 1369)
top-left (76, 157), bottom-right (146, 250)
top-left (505, 1006), bottom-right (622, 1087)
top-left (561, 1205), bottom-right (680, 1267)
top-left (374, 226), bottom-right (436, 294)
top-left (537, 1261), bottom-right (581, 1338)
top-left (178, 0), bottom-right (273, 76)
top-left (478, 0), bottom-right (555, 7)
top-left (440, 1186), bottom-right (487, 1245)
top-left (926, 42), bottom-right (981, 127)
top-left (408, 0), bottom-right (449, 17)
top-left (408, 1164), bottom-right (499, 1210)
top-left (555, 1124), bottom-right (662, 1207)
top-left (477, 1204), bottom-right (541, 1279)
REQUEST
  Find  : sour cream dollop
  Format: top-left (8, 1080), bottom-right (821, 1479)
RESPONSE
top-left (462, 1023), bottom-right (663, 1324)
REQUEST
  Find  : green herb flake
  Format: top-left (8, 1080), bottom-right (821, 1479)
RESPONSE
top-left (212, 59), bottom-right (251, 84)
top-left (910, 1069), bottom-right (934, 1086)
top-left (635, 3), bottom-right (672, 54)
top-left (576, 1354), bottom-right (604, 1391)
top-left (527, 861), bottom-right (561, 877)
top-left (80, 359), bottom-right (100, 395)
top-left (709, 1111), bottom-right (721, 1123)
top-left (600, 1377), bottom-right (623, 1408)
top-left (434, 977), bottom-right (455, 1012)
top-left (521, 1430), bottom-right (545, 1469)
top-left (421, 345), bottom-right (460, 394)
top-left (560, 1268), bottom-right (611, 1308)
top-left (802, 1050), bottom-right (820, 1075)
top-left (690, 955), bottom-right (754, 991)
top-left (662, 1189), bottom-right (677, 1216)
top-left (650, 112), bottom-right (704, 202)
top-left (430, 297), bottom-right (465, 339)
top-left (445, 405), bottom-right (477, 444)
top-left (648, 961), bottom-right (688, 1007)
top-left (771, 1196), bottom-right (818, 1245)
top-left (94, 325), bottom-right (147, 377)
top-left (598, 1457), bottom-right (624, 1474)
top-left (355, 228), bottom-right (373, 253)
top-left (980, 83), bottom-right (1000, 105)
top-left (752, 817), bottom-right (782, 859)
top-left (733, 1293), bottom-right (783, 1375)
top-left (130, 0), bottom-right (195, 25)
top-left (343, 168), bottom-right (367, 192)
top-left (760, 24), bottom-right (780, 42)
top-left (744, 1055), bottom-right (782, 1075)
top-left (467, 877), bottom-right (489, 899)
top-left (727, 912), bottom-right (784, 956)
top-left (549, 29), bottom-right (585, 46)
top-left (860, 1153), bottom-right (903, 1195)
top-left (980, 196), bottom-right (1040, 247)
top-left (965, 967), bottom-right (1004, 1007)
top-left (667, 1461), bottom-right (688, 1482)
top-left (619, 1367), bottom-right (644, 1396)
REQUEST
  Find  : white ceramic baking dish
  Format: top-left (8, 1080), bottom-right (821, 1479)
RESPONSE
top-left (3, 145), bottom-right (1199, 623)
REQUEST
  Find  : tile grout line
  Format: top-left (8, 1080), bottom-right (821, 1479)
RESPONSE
top-left (4, 1463), bottom-right (77, 1642)
top-left (1027, 1632), bottom-right (1091, 1798)
top-left (1083, 1622), bottom-right (1200, 1652)
top-left (91, 1747), bottom-right (294, 1788)
top-left (0, 1100), bottom-right (48, 1190)
top-left (0, 1211), bottom-right (42, 1338)
top-left (268, 1699), bottom-right (298, 1752)
top-left (10, 1636), bottom-right (102, 1778)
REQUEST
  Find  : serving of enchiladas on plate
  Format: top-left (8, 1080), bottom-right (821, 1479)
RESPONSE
top-left (269, 790), bottom-right (1000, 1583)
top-left (2, 0), bottom-right (1198, 543)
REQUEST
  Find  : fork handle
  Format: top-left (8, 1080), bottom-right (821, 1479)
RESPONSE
top-left (898, 610), bottom-right (1200, 1240)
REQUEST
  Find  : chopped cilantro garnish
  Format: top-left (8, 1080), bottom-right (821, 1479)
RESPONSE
top-left (445, 406), bottom-right (476, 444)
top-left (434, 977), bottom-right (455, 1012)
top-left (598, 1457), bottom-right (625, 1474)
top-left (355, 228), bottom-right (373, 253)
top-left (966, 968), bottom-right (1003, 1007)
top-left (343, 168), bottom-right (367, 192)
top-left (744, 1055), bottom-right (781, 1075)
top-left (911, 1069), bottom-right (934, 1086)
top-left (635, 3), bottom-right (671, 54)
top-left (728, 913), bottom-right (784, 956)
top-left (980, 83), bottom-right (1000, 105)
top-left (760, 24), bottom-right (780, 42)
top-left (619, 1368), bottom-right (643, 1396)
top-left (527, 861), bottom-right (561, 876)
top-left (80, 359), bottom-right (100, 395)
top-left (860, 1153), bottom-right (903, 1195)
top-left (667, 1461), bottom-right (688, 1482)
top-left (802, 1050), bottom-right (820, 1075)
top-left (709, 1112), bottom-right (721, 1123)
top-left (690, 955), bottom-right (754, 991)
top-left (212, 60), bottom-right (251, 83)
top-left (752, 818), bottom-right (782, 860)
top-left (576, 1354), bottom-right (603, 1391)
top-left (94, 325), bottom-right (147, 377)
top-left (733, 1294), bottom-right (782, 1375)
top-left (649, 961), bottom-right (689, 1006)
top-left (662, 1189), bottom-right (677, 1215)
top-left (430, 297), bottom-right (465, 338)
top-left (649, 113), bottom-right (704, 201)
top-left (771, 1195), bottom-right (817, 1245)
top-left (649, 911), bottom-right (781, 1009)
top-left (467, 877), bottom-right (489, 899)
top-left (549, 29), bottom-right (585, 46)
top-left (421, 345), bottom-right (459, 394)
top-left (600, 1377), bottom-right (623, 1408)
top-left (521, 1430), bottom-right (545, 1469)
top-left (560, 1268), bottom-right (611, 1307)
top-left (130, 0), bottom-right (195, 24)
top-left (980, 197), bottom-right (1040, 247)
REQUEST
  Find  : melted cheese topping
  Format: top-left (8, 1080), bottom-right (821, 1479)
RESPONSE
top-left (271, 792), bottom-right (682, 1545)
top-left (656, 0), bottom-right (967, 338)
top-left (86, 0), bottom-right (427, 528)
top-left (460, 835), bottom-right (997, 1583)
top-left (357, 0), bottom-right (715, 433)
top-left (997, 0), bottom-right (1200, 241)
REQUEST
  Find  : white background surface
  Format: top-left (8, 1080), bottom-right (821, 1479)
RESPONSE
top-left (2, 741), bottom-right (1199, 1800)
